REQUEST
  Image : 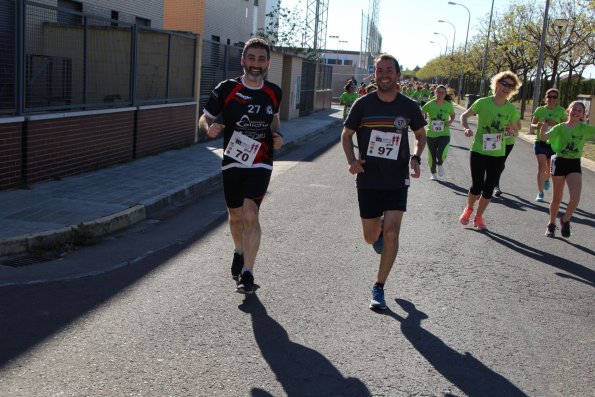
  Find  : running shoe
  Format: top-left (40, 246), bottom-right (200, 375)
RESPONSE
top-left (231, 252), bottom-right (244, 281)
top-left (473, 215), bottom-right (487, 231)
top-left (535, 192), bottom-right (545, 202)
top-left (545, 223), bottom-right (556, 237)
top-left (369, 285), bottom-right (387, 310)
top-left (559, 217), bottom-right (571, 238)
top-left (236, 271), bottom-right (255, 294)
top-left (494, 186), bottom-right (502, 197)
top-left (430, 173), bottom-right (438, 180)
top-left (544, 179), bottom-right (550, 191)
top-left (437, 164), bottom-right (445, 177)
top-left (459, 207), bottom-right (473, 225)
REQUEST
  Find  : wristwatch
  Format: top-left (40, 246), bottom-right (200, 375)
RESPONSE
top-left (411, 155), bottom-right (421, 163)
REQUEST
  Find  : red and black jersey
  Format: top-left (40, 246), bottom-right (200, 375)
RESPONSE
top-left (203, 76), bottom-right (282, 170)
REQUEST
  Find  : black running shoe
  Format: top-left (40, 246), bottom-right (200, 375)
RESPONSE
top-left (236, 271), bottom-right (255, 294)
top-left (560, 217), bottom-right (571, 238)
top-left (231, 252), bottom-right (243, 281)
top-left (545, 223), bottom-right (556, 237)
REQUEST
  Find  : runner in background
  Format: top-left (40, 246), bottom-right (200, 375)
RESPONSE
top-left (421, 85), bottom-right (455, 180)
top-left (530, 88), bottom-right (567, 202)
top-left (340, 81), bottom-right (359, 119)
top-left (544, 101), bottom-right (595, 237)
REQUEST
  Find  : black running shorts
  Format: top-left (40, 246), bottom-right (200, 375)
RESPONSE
top-left (222, 167), bottom-right (272, 208)
top-left (357, 188), bottom-right (408, 219)
top-left (551, 156), bottom-right (581, 176)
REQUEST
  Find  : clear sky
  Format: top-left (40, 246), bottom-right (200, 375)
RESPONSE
top-left (279, 0), bottom-right (513, 70)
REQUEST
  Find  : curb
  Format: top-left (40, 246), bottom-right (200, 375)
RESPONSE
top-left (0, 118), bottom-right (343, 257)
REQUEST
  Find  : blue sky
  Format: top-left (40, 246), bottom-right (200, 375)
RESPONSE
top-left (280, 0), bottom-right (512, 70)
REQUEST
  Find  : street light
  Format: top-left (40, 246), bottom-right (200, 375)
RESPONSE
top-left (339, 40), bottom-right (348, 65)
top-left (430, 40), bottom-right (443, 57)
top-left (448, 1), bottom-right (470, 103)
top-left (479, 0), bottom-right (495, 96)
top-left (433, 32), bottom-right (449, 57)
top-left (329, 35), bottom-right (339, 65)
top-left (438, 20), bottom-right (456, 54)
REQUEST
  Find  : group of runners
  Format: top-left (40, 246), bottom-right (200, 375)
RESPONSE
top-left (200, 38), bottom-right (593, 310)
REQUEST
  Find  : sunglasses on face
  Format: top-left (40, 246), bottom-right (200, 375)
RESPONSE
top-left (547, 95), bottom-right (558, 99)
top-left (499, 81), bottom-right (515, 89)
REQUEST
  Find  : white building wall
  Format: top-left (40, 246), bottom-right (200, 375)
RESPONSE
top-left (33, 0), bottom-right (164, 27)
top-left (203, 0), bottom-right (274, 45)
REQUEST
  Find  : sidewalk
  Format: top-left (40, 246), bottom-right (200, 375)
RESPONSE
top-left (0, 106), bottom-right (344, 258)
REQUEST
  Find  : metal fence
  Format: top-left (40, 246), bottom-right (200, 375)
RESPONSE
top-left (199, 40), bottom-right (243, 112)
top-left (0, 0), bottom-right (196, 115)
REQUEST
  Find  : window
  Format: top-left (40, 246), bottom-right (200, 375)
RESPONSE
top-left (254, 0), bottom-right (259, 5)
top-left (135, 17), bottom-right (150, 27)
top-left (211, 35), bottom-right (220, 43)
top-left (110, 10), bottom-right (119, 27)
top-left (57, 0), bottom-right (82, 25)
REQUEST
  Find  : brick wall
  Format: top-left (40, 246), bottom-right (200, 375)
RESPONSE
top-left (26, 110), bottom-right (135, 185)
top-left (136, 104), bottom-right (196, 157)
top-left (0, 120), bottom-right (23, 190)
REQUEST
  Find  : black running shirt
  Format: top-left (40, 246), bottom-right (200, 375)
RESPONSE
top-left (344, 92), bottom-right (426, 189)
top-left (203, 76), bottom-right (282, 170)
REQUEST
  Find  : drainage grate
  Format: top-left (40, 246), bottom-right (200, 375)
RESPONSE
top-left (2, 255), bottom-right (56, 268)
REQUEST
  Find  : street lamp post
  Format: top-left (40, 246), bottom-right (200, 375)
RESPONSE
top-left (430, 40), bottom-right (443, 57)
top-left (448, 1), bottom-right (470, 103)
top-left (339, 40), bottom-right (348, 65)
top-left (329, 35), bottom-right (339, 65)
top-left (479, 0), bottom-right (495, 96)
top-left (438, 20), bottom-right (456, 55)
top-left (433, 32), bottom-right (449, 57)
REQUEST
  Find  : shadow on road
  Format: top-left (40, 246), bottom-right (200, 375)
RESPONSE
top-left (239, 295), bottom-right (370, 397)
top-left (437, 180), bottom-right (469, 196)
top-left (485, 230), bottom-right (594, 287)
top-left (384, 299), bottom-right (528, 397)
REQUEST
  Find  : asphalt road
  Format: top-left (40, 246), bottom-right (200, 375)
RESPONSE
top-left (0, 112), bottom-right (593, 396)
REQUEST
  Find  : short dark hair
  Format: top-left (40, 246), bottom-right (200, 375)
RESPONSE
top-left (243, 37), bottom-right (271, 59)
top-left (374, 53), bottom-right (400, 74)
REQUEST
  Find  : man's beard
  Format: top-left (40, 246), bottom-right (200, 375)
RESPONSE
top-left (244, 67), bottom-right (266, 82)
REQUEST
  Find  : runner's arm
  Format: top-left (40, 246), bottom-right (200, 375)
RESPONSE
top-left (410, 127), bottom-right (426, 178)
top-left (461, 108), bottom-right (476, 137)
top-left (271, 114), bottom-right (283, 149)
top-left (341, 127), bottom-right (365, 174)
top-left (199, 113), bottom-right (224, 138)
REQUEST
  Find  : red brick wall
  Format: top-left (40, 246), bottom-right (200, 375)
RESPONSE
top-left (0, 122), bottom-right (23, 190)
top-left (136, 104), bottom-right (196, 157)
top-left (26, 111), bottom-right (135, 185)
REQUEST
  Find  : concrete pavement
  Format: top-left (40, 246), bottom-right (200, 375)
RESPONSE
top-left (0, 106), bottom-right (344, 259)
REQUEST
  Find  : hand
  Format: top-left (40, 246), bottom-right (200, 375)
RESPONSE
top-left (504, 124), bottom-right (518, 137)
top-left (464, 128), bottom-right (474, 137)
top-left (207, 123), bottom-right (224, 138)
top-left (410, 158), bottom-right (421, 178)
top-left (348, 159), bottom-right (366, 174)
top-left (273, 132), bottom-right (283, 149)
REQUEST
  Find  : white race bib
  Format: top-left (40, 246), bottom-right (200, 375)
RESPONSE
top-left (482, 133), bottom-right (503, 151)
top-left (431, 120), bottom-right (444, 132)
top-left (367, 130), bottom-right (401, 160)
top-left (224, 131), bottom-right (261, 166)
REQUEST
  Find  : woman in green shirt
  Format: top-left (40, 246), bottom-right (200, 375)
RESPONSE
top-left (544, 101), bottom-right (595, 238)
top-left (421, 85), bottom-right (455, 180)
top-left (530, 88), bottom-right (567, 202)
top-left (339, 81), bottom-right (359, 119)
top-left (459, 71), bottom-right (521, 230)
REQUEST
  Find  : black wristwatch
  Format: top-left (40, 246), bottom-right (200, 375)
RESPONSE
top-left (411, 155), bottom-right (421, 163)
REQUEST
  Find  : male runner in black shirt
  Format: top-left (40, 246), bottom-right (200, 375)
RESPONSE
top-left (199, 38), bottom-right (283, 294)
top-left (341, 53), bottom-right (426, 310)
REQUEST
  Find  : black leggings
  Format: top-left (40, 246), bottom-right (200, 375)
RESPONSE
top-left (494, 144), bottom-right (514, 187)
top-left (427, 136), bottom-right (450, 173)
top-left (469, 151), bottom-right (506, 199)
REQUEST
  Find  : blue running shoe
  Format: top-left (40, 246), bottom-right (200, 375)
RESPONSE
top-left (536, 192), bottom-right (545, 202)
top-left (544, 179), bottom-right (550, 191)
top-left (369, 285), bottom-right (387, 310)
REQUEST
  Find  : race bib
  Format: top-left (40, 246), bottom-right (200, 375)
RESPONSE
top-left (367, 129), bottom-right (401, 160)
top-left (224, 131), bottom-right (261, 166)
top-left (482, 133), bottom-right (502, 151)
top-left (431, 120), bottom-right (444, 132)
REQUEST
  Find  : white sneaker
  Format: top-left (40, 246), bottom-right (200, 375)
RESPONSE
top-left (430, 173), bottom-right (438, 180)
top-left (437, 164), bottom-right (445, 177)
